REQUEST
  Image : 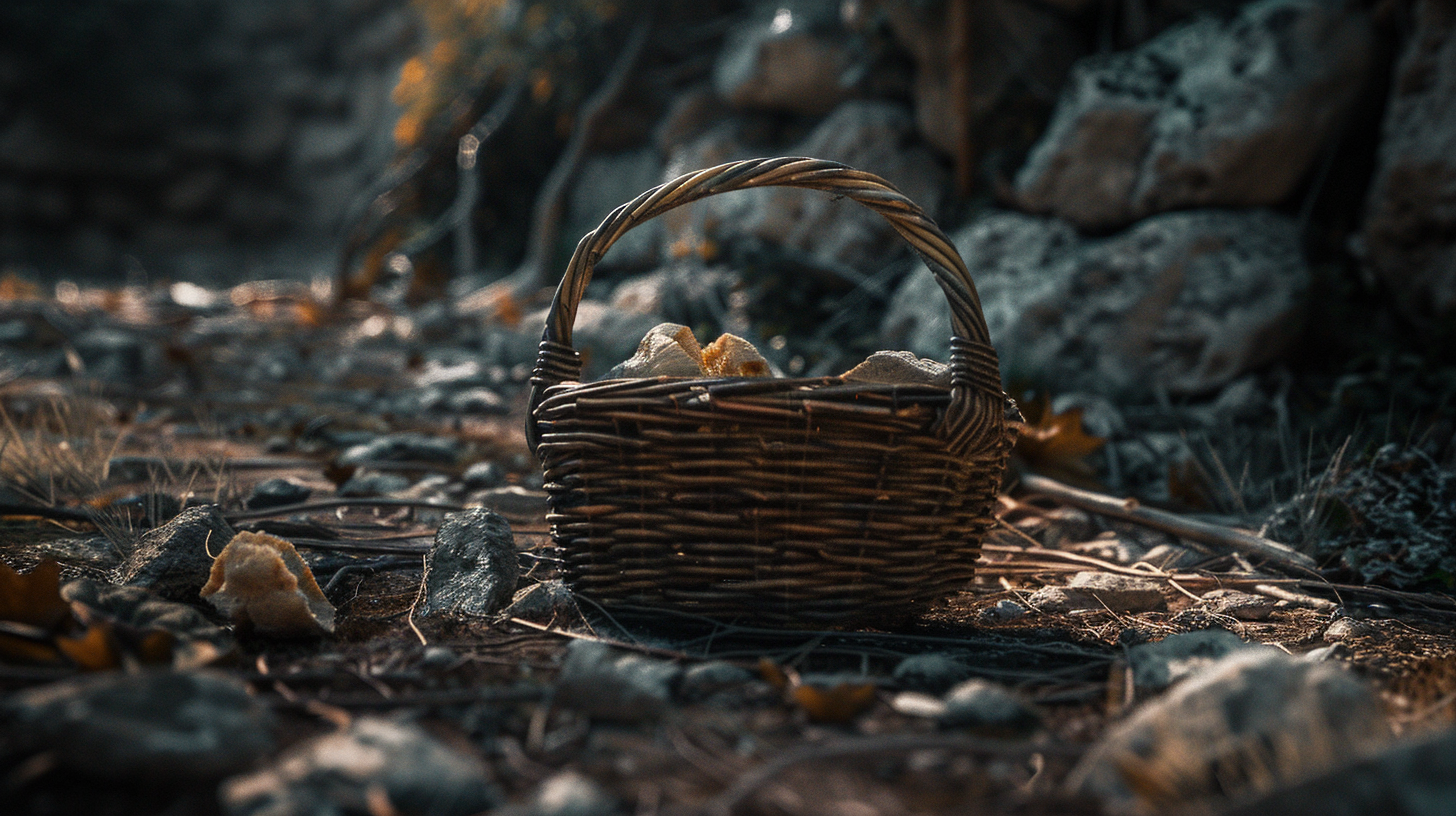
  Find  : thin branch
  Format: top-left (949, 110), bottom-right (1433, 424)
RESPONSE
top-left (1017, 473), bottom-right (1318, 572)
top-left (226, 497), bottom-right (465, 523)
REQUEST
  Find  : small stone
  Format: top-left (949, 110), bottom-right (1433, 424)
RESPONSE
top-left (419, 646), bottom-right (460, 670)
top-left (420, 509), bottom-right (518, 618)
top-left (446, 387), bottom-right (507, 414)
top-left (504, 580), bottom-right (580, 621)
top-left (889, 691), bottom-right (946, 719)
top-left (892, 653), bottom-right (972, 695)
top-left (61, 579), bottom-right (235, 667)
top-left (937, 679), bottom-right (1042, 735)
top-left (713, 1), bottom-right (850, 116)
top-left (531, 770), bottom-right (618, 816)
top-left (222, 717), bottom-right (498, 816)
top-left (112, 504), bottom-right (235, 603)
top-left (554, 640), bottom-right (679, 722)
top-left (245, 478), bottom-right (311, 510)
top-left (680, 661), bottom-right (755, 702)
top-left (338, 470), bottom-right (412, 497)
top-left (979, 599), bottom-right (1027, 623)
top-left (1127, 629), bottom-right (1268, 692)
top-left (1324, 616), bottom-right (1378, 643)
top-left (1068, 650), bottom-right (1389, 810)
top-left (1066, 572), bottom-right (1165, 611)
top-left (6, 670), bottom-right (274, 780)
top-left (1030, 572), bottom-right (1166, 613)
top-left (338, 432), bottom-right (458, 466)
top-left (462, 461), bottom-right (506, 490)
top-left (1201, 588), bottom-right (1277, 621)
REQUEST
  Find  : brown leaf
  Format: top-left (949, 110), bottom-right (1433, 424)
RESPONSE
top-left (1013, 394), bottom-right (1106, 484)
top-left (0, 560), bottom-right (72, 631)
top-left (54, 621), bottom-right (121, 671)
top-left (200, 531), bottom-right (336, 637)
top-left (791, 681), bottom-right (878, 724)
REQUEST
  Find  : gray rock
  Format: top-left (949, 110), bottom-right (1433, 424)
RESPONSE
top-left (421, 509), bottom-right (518, 618)
top-left (73, 327), bottom-right (153, 382)
top-left (504, 580), bottom-right (581, 622)
top-left (222, 717), bottom-right (497, 816)
top-left (245, 477), bottom-right (311, 510)
top-left (461, 461), bottom-right (506, 490)
top-left (446, 387), bottom-right (507, 415)
top-left (1038, 571), bottom-right (1166, 614)
top-left (338, 432), bottom-right (458, 466)
top-left (61, 579), bottom-right (235, 666)
top-left (530, 770), bottom-right (618, 816)
top-left (337, 470), bottom-right (412, 497)
top-left (6, 670), bottom-right (273, 780)
top-left (1069, 650), bottom-right (1389, 810)
top-left (1201, 588), bottom-right (1277, 621)
top-left (937, 679), bottom-right (1042, 735)
top-left (1014, 0), bottom-right (1372, 230)
top-left (554, 640), bottom-right (679, 722)
top-left (1222, 725), bottom-right (1456, 816)
top-left (892, 653), bottom-right (973, 695)
top-left (112, 504), bottom-right (235, 603)
top-left (714, 1), bottom-right (850, 115)
top-left (885, 208), bottom-right (1309, 396)
top-left (1142, 542), bottom-right (1204, 571)
top-left (1324, 616), bottom-right (1378, 643)
top-left (1128, 628), bottom-right (1268, 691)
top-left (680, 661), bottom-right (755, 702)
top-left (1362, 0), bottom-right (1456, 336)
top-left (979, 599), bottom-right (1028, 623)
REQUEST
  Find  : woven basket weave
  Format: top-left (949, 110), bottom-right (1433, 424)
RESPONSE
top-left (528, 157), bottom-right (1014, 626)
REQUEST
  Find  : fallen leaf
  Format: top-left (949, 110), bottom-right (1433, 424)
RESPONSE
top-left (201, 531), bottom-right (336, 637)
top-left (1014, 394), bottom-right (1106, 485)
top-left (0, 560), bottom-right (70, 631)
top-left (791, 681), bottom-right (878, 724)
top-left (54, 621), bottom-right (121, 671)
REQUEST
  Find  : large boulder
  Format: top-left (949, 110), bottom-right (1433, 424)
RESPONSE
top-left (1014, 0), bottom-right (1372, 230)
top-left (883, 208), bottom-right (1309, 396)
top-left (1362, 0), bottom-right (1456, 337)
top-left (713, 0), bottom-right (851, 116)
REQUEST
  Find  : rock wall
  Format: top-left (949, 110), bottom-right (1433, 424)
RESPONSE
top-left (0, 0), bottom-right (417, 281)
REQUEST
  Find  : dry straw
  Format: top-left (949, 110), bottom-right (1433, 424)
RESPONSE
top-left (528, 157), bottom-right (1015, 626)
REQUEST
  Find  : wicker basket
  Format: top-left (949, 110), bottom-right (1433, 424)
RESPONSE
top-left (528, 157), bottom-right (1014, 626)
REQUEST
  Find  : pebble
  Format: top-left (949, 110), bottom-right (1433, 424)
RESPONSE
top-left (112, 504), bottom-right (235, 603)
top-left (937, 679), bottom-right (1042, 735)
top-left (222, 717), bottom-right (498, 816)
top-left (245, 477), bottom-right (311, 510)
top-left (530, 770), bottom-right (618, 816)
top-left (338, 432), bottom-right (458, 466)
top-left (1324, 616), bottom-right (1378, 643)
top-left (6, 670), bottom-right (274, 780)
top-left (1028, 571), bottom-right (1166, 614)
top-left (1069, 649), bottom-right (1389, 810)
top-left (1127, 629), bottom-right (1267, 692)
top-left (891, 653), bottom-right (972, 695)
top-left (461, 461), bottom-right (506, 490)
top-left (979, 599), bottom-right (1027, 623)
top-left (1201, 588), bottom-right (1277, 621)
top-left (679, 661), bottom-right (755, 702)
top-left (338, 470), bottom-right (412, 497)
top-left (420, 509), bottom-right (519, 618)
top-left (554, 640), bottom-right (679, 722)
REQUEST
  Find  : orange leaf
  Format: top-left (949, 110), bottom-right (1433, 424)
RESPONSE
top-left (791, 681), bottom-right (878, 724)
top-left (0, 560), bottom-right (72, 632)
top-left (55, 622), bottom-right (121, 671)
top-left (1013, 395), bottom-right (1105, 483)
top-left (758, 657), bottom-right (788, 690)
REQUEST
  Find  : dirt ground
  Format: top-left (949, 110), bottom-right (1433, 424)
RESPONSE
top-left (3, 284), bottom-right (1456, 816)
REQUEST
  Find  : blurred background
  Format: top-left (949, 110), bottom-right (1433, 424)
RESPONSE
top-left (1, 0), bottom-right (1453, 517)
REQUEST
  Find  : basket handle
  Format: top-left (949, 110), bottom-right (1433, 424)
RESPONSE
top-left (528, 157), bottom-right (1006, 455)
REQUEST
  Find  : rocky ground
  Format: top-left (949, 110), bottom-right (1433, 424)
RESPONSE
top-left (2, 276), bottom-right (1455, 816)
top-left (5, 0), bottom-right (1456, 813)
